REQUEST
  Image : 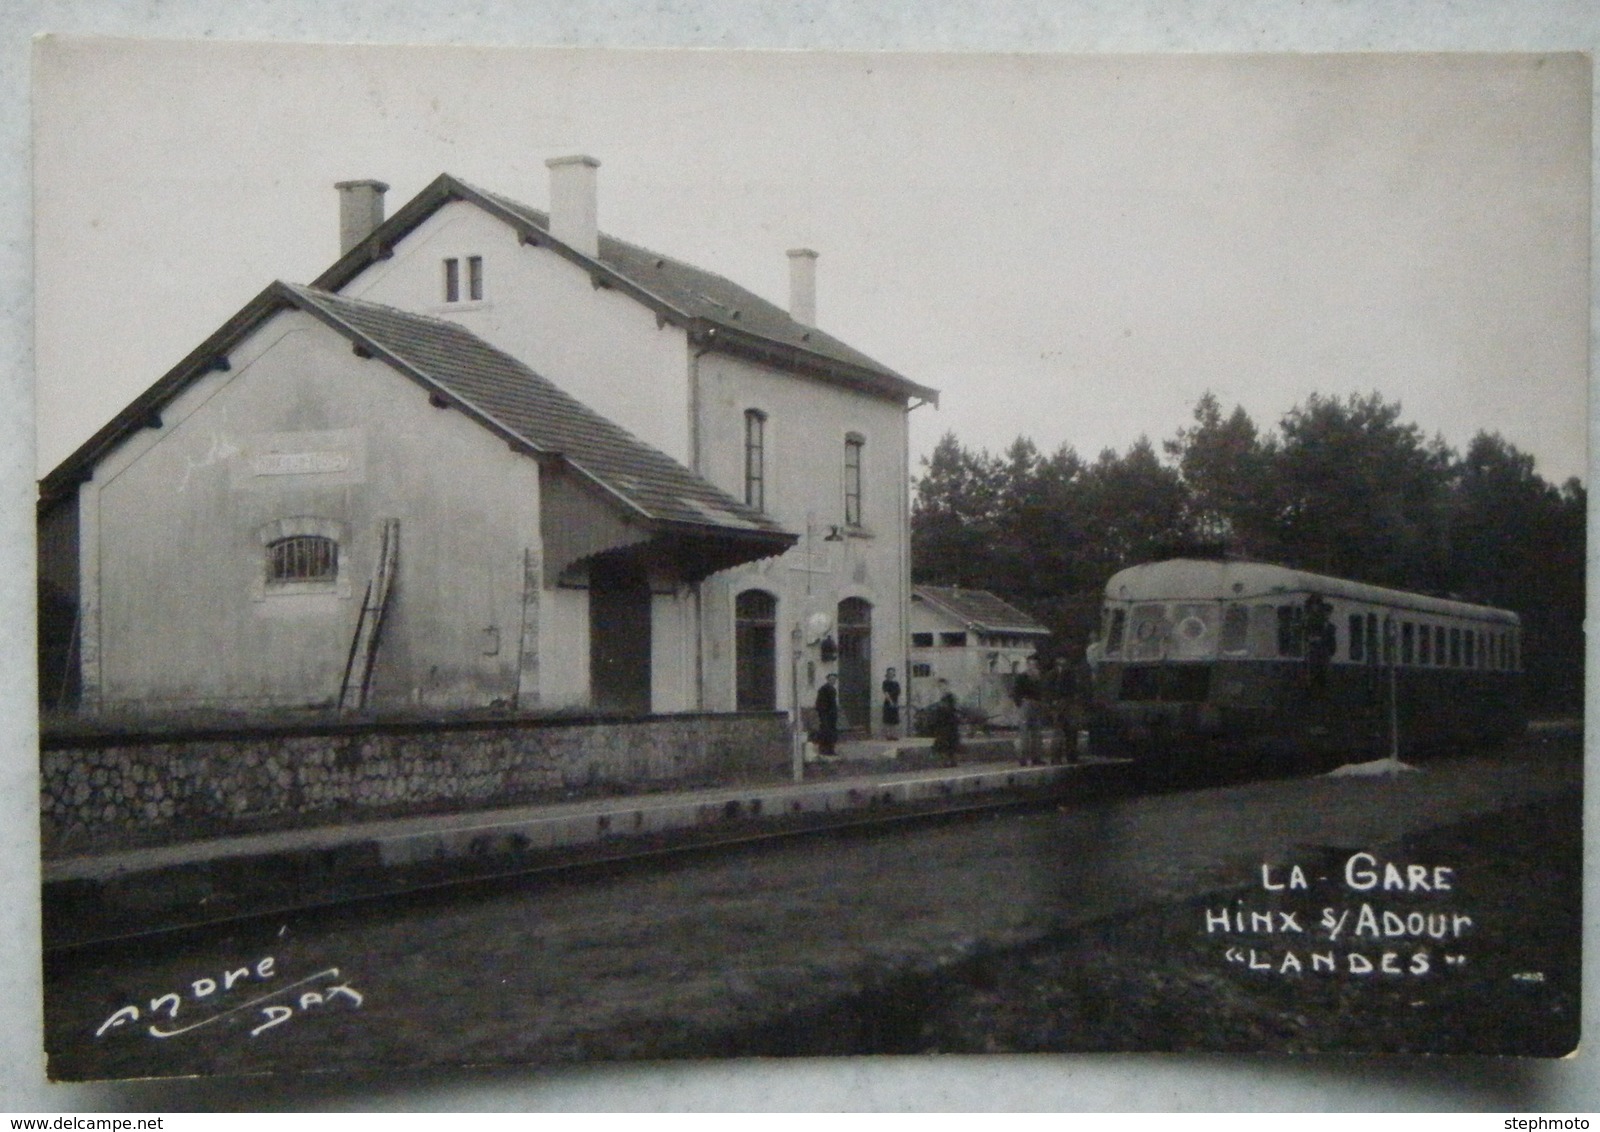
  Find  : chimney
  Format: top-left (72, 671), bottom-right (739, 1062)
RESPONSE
top-left (787, 248), bottom-right (818, 327)
top-left (334, 179), bottom-right (389, 255)
top-left (545, 155), bottom-right (600, 257)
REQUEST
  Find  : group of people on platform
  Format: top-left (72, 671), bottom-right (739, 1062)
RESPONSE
top-left (808, 654), bottom-right (1084, 768)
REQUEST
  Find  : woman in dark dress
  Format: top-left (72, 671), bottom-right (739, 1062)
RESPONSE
top-left (813, 672), bottom-right (841, 757)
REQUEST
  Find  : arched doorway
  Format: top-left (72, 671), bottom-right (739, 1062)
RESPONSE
top-left (735, 589), bottom-right (778, 711)
top-left (837, 597), bottom-right (873, 733)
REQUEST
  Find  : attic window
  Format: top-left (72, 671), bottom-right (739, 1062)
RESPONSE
top-left (444, 256), bottom-right (484, 302)
top-left (267, 535), bottom-right (337, 584)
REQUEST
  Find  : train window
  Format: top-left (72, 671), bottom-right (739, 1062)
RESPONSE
top-left (1276, 605), bottom-right (1304, 658)
top-left (1466, 631), bottom-right (1476, 669)
top-left (1365, 613), bottom-right (1379, 665)
top-left (1401, 622), bottom-right (1414, 665)
top-left (1220, 604), bottom-right (1250, 654)
top-left (1250, 604), bottom-right (1277, 655)
top-left (1435, 625), bottom-right (1446, 666)
top-left (1106, 608), bottom-right (1126, 655)
top-left (1449, 627), bottom-right (1461, 667)
top-left (1419, 622), bottom-right (1432, 664)
top-left (1348, 614), bottom-right (1363, 662)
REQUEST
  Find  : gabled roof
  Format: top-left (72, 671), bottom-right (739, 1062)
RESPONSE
top-left (39, 282), bottom-right (796, 558)
top-left (913, 585), bottom-right (1050, 636)
top-left (311, 174), bottom-right (939, 406)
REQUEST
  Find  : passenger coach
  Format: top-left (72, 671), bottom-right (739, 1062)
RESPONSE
top-left (1085, 558), bottom-right (1524, 769)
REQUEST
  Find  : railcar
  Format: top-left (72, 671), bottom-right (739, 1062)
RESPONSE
top-left (1085, 558), bottom-right (1524, 769)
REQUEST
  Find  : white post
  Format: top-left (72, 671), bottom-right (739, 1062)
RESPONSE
top-left (1386, 616), bottom-right (1400, 764)
top-left (791, 624), bottom-right (806, 782)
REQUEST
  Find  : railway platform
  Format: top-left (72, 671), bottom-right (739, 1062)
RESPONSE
top-left (43, 745), bottom-right (1120, 948)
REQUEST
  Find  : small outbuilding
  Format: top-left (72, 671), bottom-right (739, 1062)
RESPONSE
top-left (908, 585), bottom-right (1051, 726)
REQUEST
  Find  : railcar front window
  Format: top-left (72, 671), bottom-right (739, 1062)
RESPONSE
top-left (1435, 626), bottom-right (1446, 665)
top-left (1401, 622), bottom-right (1414, 665)
top-left (1130, 604), bottom-right (1168, 661)
top-left (1365, 613), bottom-right (1379, 665)
top-left (1170, 603), bottom-right (1218, 660)
top-left (1449, 627), bottom-right (1461, 667)
top-left (1348, 614), bottom-right (1363, 662)
top-left (1105, 608), bottom-right (1126, 655)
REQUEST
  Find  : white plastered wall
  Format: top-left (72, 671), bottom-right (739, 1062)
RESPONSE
top-left (80, 308), bottom-right (550, 714)
top-left (694, 348), bottom-right (910, 730)
top-left (337, 200), bottom-right (694, 465)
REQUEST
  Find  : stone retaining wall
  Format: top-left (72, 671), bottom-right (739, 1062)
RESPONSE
top-left (41, 712), bottom-right (790, 854)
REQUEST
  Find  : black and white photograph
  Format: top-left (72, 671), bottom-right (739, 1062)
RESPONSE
top-left (11, 25), bottom-right (1596, 1110)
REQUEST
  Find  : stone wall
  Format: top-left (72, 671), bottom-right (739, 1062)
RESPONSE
top-left (41, 712), bottom-right (790, 854)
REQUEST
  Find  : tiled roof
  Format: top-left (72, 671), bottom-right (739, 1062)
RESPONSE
top-left (914, 585), bottom-right (1050, 635)
top-left (311, 174), bottom-right (939, 406)
top-left (41, 282), bottom-right (795, 554)
top-left (286, 285), bottom-right (791, 540)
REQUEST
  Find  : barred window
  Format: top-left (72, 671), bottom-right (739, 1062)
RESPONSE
top-left (267, 535), bottom-right (337, 583)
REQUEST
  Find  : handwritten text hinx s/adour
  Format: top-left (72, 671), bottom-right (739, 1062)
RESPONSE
top-left (1206, 852), bottom-right (1474, 976)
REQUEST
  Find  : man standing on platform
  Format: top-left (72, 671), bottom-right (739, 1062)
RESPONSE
top-left (1013, 655), bottom-right (1045, 766)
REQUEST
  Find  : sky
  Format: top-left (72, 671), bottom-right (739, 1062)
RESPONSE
top-left (34, 44), bottom-right (1590, 484)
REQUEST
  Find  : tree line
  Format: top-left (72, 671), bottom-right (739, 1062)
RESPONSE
top-left (911, 392), bottom-right (1585, 711)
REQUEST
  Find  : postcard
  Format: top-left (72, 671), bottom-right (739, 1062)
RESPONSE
top-left (27, 39), bottom-right (1590, 1092)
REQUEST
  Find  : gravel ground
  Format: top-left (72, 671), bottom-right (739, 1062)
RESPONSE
top-left (45, 732), bottom-right (1581, 1079)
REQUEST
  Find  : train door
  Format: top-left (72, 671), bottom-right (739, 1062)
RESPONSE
top-left (837, 597), bottom-right (873, 733)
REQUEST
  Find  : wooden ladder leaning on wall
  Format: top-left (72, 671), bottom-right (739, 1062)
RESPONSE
top-left (338, 518), bottom-right (400, 714)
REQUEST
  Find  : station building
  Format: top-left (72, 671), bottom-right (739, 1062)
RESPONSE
top-left (38, 159), bottom-right (936, 732)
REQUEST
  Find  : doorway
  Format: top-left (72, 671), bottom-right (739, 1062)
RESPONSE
top-left (837, 597), bottom-right (873, 733)
top-left (589, 555), bottom-right (651, 713)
